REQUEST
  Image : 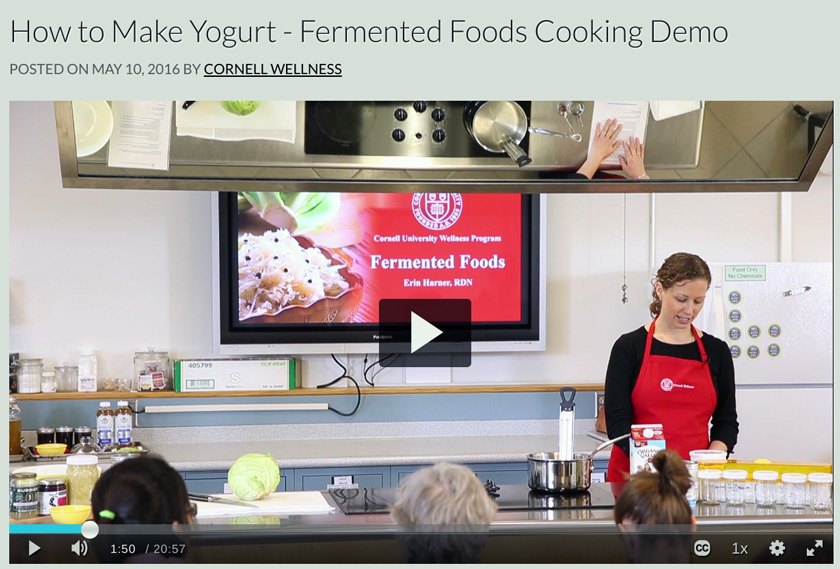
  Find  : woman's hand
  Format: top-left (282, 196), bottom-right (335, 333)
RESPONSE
top-left (619, 137), bottom-right (647, 179)
top-left (576, 118), bottom-right (622, 179)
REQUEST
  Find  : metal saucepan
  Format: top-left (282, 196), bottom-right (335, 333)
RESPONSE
top-left (464, 101), bottom-right (532, 167)
top-left (527, 433), bottom-right (631, 493)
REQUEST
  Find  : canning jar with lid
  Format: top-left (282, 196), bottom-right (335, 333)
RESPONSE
top-left (807, 472), bottom-right (832, 510)
top-left (55, 426), bottom-right (74, 448)
top-left (73, 426), bottom-right (93, 448)
top-left (752, 470), bottom-right (780, 506)
top-left (698, 468), bottom-right (725, 504)
top-left (67, 455), bottom-right (99, 505)
top-left (55, 365), bottom-right (79, 392)
top-left (17, 359), bottom-right (43, 394)
top-left (37, 478), bottom-right (68, 515)
top-left (722, 469), bottom-right (749, 504)
top-left (781, 472), bottom-right (807, 508)
top-left (133, 347), bottom-right (171, 391)
top-left (36, 427), bottom-right (56, 445)
top-left (40, 370), bottom-right (57, 393)
top-left (10, 472), bottom-right (39, 518)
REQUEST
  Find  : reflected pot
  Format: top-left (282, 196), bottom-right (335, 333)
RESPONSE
top-left (527, 452), bottom-right (593, 493)
top-left (528, 491), bottom-right (593, 521)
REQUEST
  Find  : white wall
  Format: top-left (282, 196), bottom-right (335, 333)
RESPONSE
top-left (9, 102), bottom-right (834, 461)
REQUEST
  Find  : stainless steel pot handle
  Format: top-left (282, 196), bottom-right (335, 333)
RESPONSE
top-left (589, 433), bottom-right (631, 459)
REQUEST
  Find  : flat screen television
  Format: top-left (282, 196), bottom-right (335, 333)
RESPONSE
top-left (212, 192), bottom-right (546, 355)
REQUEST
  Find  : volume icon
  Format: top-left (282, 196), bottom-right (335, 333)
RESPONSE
top-left (71, 540), bottom-right (89, 556)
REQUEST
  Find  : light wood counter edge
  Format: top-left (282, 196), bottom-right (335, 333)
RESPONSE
top-left (13, 384), bottom-right (605, 400)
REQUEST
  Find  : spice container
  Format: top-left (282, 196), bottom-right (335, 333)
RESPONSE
top-left (808, 472), bottom-right (832, 510)
top-left (684, 460), bottom-right (698, 508)
top-left (10, 472), bottom-right (39, 518)
top-left (78, 352), bottom-right (98, 392)
top-left (698, 468), bottom-right (725, 504)
top-left (752, 470), bottom-right (779, 507)
top-left (66, 455), bottom-right (99, 505)
top-left (36, 427), bottom-right (56, 445)
top-left (17, 359), bottom-right (43, 394)
top-left (37, 479), bottom-right (68, 515)
top-left (781, 472), bottom-right (807, 508)
top-left (9, 397), bottom-right (22, 455)
top-left (134, 348), bottom-right (171, 391)
top-left (55, 365), bottom-right (79, 392)
top-left (55, 426), bottom-right (74, 448)
top-left (722, 469), bottom-right (749, 504)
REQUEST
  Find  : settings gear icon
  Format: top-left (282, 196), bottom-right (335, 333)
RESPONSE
top-left (768, 540), bottom-right (786, 557)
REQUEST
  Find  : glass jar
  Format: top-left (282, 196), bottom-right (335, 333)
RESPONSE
top-left (36, 427), bottom-right (56, 445)
top-left (9, 397), bottom-right (22, 455)
top-left (17, 359), bottom-right (43, 394)
top-left (55, 426), bottom-right (74, 448)
top-left (10, 472), bottom-right (39, 518)
top-left (40, 370), bottom-right (57, 393)
top-left (722, 469), bottom-right (749, 504)
top-left (73, 426), bottom-right (93, 448)
top-left (55, 365), bottom-right (79, 392)
top-left (684, 460), bottom-right (698, 508)
top-left (134, 347), bottom-right (171, 391)
top-left (807, 472), bottom-right (832, 510)
top-left (752, 470), bottom-right (779, 507)
top-left (698, 468), bottom-right (724, 504)
top-left (782, 472), bottom-right (807, 508)
top-left (66, 455), bottom-right (99, 505)
top-left (37, 478), bottom-right (68, 515)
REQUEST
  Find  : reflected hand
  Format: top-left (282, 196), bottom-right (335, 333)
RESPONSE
top-left (619, 137), bottom-right (647, 179)
top-left (576, 118), bottom-right (622, 179)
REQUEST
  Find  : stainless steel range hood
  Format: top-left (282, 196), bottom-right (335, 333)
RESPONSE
top-left (54, 101), bottom-right (832, 193)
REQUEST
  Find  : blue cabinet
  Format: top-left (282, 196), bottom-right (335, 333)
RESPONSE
top-left (182, 470), bottom-right (289, 494)
top-left (294, 466), bottom-right (389, 491)
top-left (391, 462), bottom-right (528, 487)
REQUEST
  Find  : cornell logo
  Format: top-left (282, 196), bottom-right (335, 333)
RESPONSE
top-left (412, 193), bottom-right (463, 231)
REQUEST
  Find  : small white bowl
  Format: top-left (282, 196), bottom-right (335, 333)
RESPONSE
top-left (72, 100), bottom-right (113, 157)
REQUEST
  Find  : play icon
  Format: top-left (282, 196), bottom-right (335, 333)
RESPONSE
top-left (411, 311), bottom-right (442, 353)
top-left (378, 299), bottom-right (471, 367)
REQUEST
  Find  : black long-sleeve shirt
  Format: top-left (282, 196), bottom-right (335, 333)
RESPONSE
top-left (604, 326), bottom-right (739, 456)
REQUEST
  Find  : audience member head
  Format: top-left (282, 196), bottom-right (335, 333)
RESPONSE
top-left (613, 450), bottom-right (695, 563)
top-left (391, 463), bottom-right (498, 563)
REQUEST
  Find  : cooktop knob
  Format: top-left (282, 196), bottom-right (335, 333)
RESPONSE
top-left (391, 128), bottom-right (406, 142)
top-left (431, 108), bottom-right (445, 122)
top-left (432, 128), bottom-right (446, 143)
top-left (412, 101), bottom-right (428, 113)
top-left (394, 108), bottom-right (408, 121)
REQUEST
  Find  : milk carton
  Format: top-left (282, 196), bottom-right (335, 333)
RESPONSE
top-left (629, 424), bottom-right (666, 475)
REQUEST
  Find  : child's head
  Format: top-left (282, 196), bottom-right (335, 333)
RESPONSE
top-left (614, 449), bottom-right (693, 526)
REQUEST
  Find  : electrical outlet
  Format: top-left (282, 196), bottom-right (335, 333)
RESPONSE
top-left (596, 392), bottom-right (605, 418)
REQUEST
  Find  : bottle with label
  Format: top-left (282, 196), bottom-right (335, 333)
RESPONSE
top-left (78, 351), bottom-right (98, 392)
top-left (96, 401), bottom-right (114, 450)
top-left (9, 396), bottom-right (22, 455)
top-left (115, 400), bottom-right (133, 447)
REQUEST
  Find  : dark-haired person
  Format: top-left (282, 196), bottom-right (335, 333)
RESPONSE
top-left (91, 455), bottom-right (194, 563)
top-left (614, 449), bottom-right (695, 563)
top-left (605, 252), bottom-right (738, 482)
top-left (390, 462), bottom-right (498, 563)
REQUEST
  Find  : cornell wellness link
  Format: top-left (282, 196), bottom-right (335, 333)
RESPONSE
top-left (203, 62), bottom-right (341, 77)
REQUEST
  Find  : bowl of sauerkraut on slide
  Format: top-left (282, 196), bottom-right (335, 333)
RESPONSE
top-left (238, 230), bottom-right (363, 323)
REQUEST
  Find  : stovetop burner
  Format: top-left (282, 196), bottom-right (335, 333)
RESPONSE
top-left (329, 483), bottom-right (616, 516)
top-left (304, 101), bottom-right (531, 159)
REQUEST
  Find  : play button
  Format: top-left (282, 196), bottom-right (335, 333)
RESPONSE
top-left (28, 541), bottom-right (40, 556)
top-left (378, 299), bottom-right (471, 367)
top-left (411, 312), bottom-right (442, 353)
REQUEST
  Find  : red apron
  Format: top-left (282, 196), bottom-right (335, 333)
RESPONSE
top-left (607, 319), bottom-right (717, 482)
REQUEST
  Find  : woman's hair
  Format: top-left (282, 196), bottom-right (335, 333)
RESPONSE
top-left (391, 462), bottom-right (497, 527)
top-left (613, 449), bottom-right (693, 526)
top-left (649, 252), bottom-right (712, 317)
top-left (91, 454), bottom-right (192, 525)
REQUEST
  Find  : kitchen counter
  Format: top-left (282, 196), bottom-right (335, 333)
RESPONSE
top-left (11, 421), bottom-right (610, 472)
top-left (142, 420), bottom-right (611, 471)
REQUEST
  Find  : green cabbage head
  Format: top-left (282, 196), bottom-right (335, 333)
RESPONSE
top-left (221, 101), bottom-right (261, 116)
top-left (228, 453), bottom-right (280, 500)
